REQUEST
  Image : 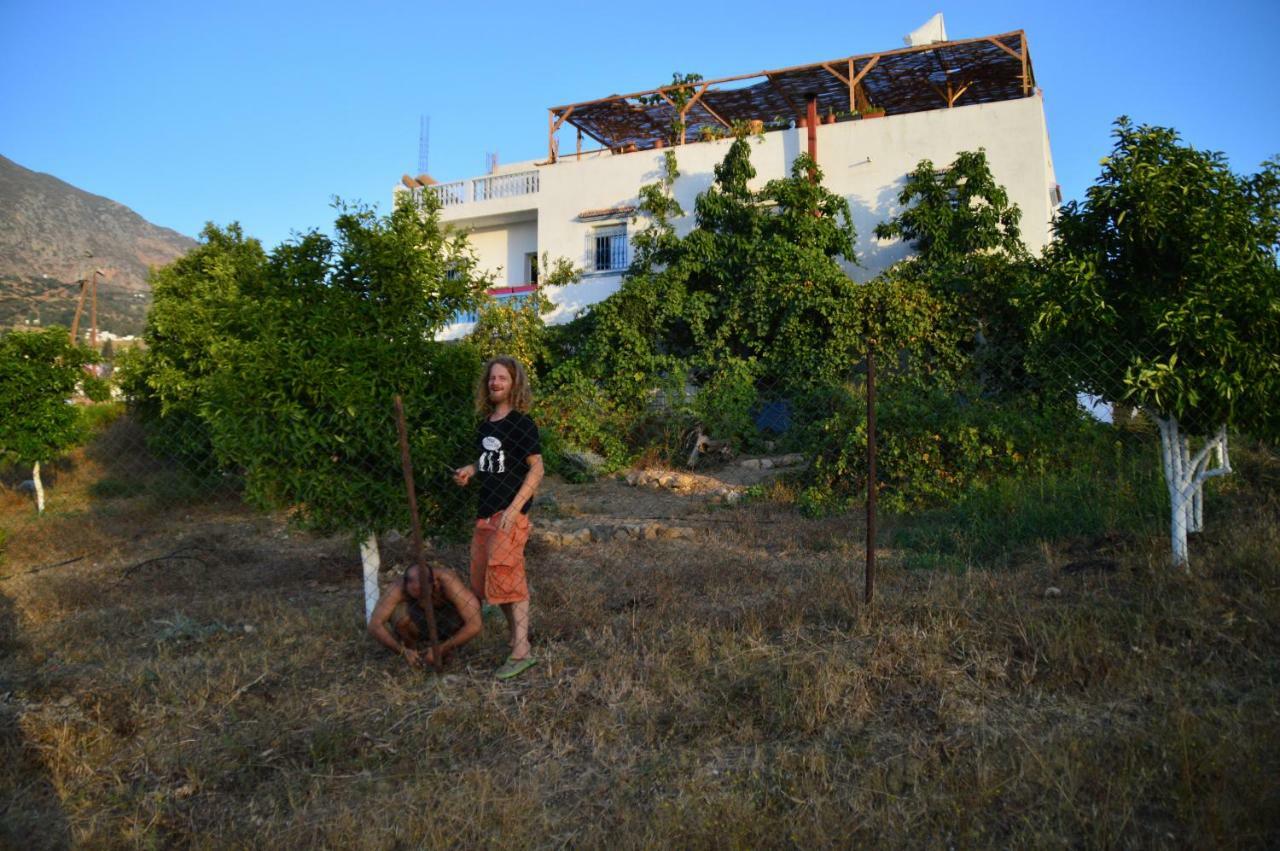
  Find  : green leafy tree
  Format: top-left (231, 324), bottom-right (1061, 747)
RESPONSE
top-left (874, 149), bottom-right (1032, 391)
top-left (0, 328), bottom-right (103, 513)
top-left (202, 193), bottom-right (487, 618)
top-left (1032, 118), bottom-right (1280, 568)
top-left (800, 150), bottom-right (1075, 513)
top-left (469, 254), bottom-right (580, 378)
top-left (875, 149), bottom-right (1024, 265)
top-left (578, 139), bottom-right (860, 405)
top-left (125, 223), bottom-right (268, 471)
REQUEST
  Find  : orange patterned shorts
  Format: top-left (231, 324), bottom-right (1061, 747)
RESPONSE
top-left (469, 511), bottom-right (530, 604)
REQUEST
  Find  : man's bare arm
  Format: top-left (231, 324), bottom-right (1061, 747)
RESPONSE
top-left (367, 584), bottom-right (415, 660)
top-left (500, 454), bottom-right (544, 529)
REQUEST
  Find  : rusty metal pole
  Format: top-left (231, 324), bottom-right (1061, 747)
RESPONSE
top-left (393, 395), bottom-right (443, 672)
top-left (866, 343), bottom-right (877, 605)
top-left (806, 95), bottom-right (818, 179)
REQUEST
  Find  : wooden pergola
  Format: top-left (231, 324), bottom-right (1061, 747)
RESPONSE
top-left (547, 30), bottom-right (1034, 161)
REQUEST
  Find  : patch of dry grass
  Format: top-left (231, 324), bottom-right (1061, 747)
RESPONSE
top-left (2, 435), bottom-right (1278, 848)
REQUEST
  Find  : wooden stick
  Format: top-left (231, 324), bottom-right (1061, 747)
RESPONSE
top-left (393, 395), bottom-right (442, 673)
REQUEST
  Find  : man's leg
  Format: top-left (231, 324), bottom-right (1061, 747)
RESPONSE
top-left (394, 615), bottom-right (419, 650)
top-left (501, 599), bottom-right (531, 660)
top-left (468, 521), bottom-right (490, 603)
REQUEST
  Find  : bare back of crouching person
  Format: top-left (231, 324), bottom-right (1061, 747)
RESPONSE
top-left (367, 563), bottom-right (482, 668)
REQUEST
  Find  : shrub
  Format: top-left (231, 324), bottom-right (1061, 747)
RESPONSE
top-left (691, 357), bottom-right (761, 452)
top-left (799, 382), bottom-right (1105, 515)
top-left (535, 370), bottom-right (634, 477)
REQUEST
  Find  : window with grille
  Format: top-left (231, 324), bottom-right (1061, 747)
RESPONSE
top-left (587, 225), bottom-right (628, 273)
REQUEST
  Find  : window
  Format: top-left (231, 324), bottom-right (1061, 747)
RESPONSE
top-left (587, 225), bottom-right (628, 273)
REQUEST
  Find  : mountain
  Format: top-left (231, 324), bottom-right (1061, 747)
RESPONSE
top-left (0, 154), bottom-right (198, 337)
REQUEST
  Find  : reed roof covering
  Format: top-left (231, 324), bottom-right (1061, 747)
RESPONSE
top-left (548, 31), bottom-right (1035, 158)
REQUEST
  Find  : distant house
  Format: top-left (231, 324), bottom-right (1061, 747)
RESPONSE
top-left (398, 27), bottom-right (1057, 337)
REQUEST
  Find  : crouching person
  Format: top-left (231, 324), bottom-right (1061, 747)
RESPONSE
top-left (368, 563), bottom-right (482, 668)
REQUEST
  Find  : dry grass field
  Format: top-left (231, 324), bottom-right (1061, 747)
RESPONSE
top-left (3, 418), bottom-right (1279, 848)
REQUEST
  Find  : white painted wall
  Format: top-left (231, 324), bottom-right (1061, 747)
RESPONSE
top-left (424, 94), bottom-right (1057, 334)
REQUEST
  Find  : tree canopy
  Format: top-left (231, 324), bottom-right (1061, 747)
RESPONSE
top-left (129, 194), bottom-right (490, 540)
top-left (572, 140), bottom-right (860, 399)
top-left (0, 328), bottom-right (102, 467)
top-left (1033, 118), bottom-right (1280, 439)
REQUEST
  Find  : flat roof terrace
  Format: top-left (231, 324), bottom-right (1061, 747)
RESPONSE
top-left (547, 30), bottom-right (1035, 160)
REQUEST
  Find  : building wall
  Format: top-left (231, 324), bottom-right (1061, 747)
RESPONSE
top-left (464, 220), bottom-right (538, 288)
top-left (432, 93), bottom-right (1057, 331)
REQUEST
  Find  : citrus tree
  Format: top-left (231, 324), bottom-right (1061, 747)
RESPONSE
top-left (202, 193), bottom-right (487, 619)
top-left (123, 222), bottom-right (268, 471)
top-left (1033, 118), bottom-right (1280, 568)
top-left (468, 253), bottom-right (580, 378)
top-left (0, 328), bottom-right (103, 513)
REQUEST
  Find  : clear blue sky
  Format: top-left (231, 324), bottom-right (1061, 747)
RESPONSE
top-left (3, 1), bottom-right (1277, 249)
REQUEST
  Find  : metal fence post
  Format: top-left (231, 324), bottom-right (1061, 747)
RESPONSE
top-left (865, 343), bottom-right (876, 605)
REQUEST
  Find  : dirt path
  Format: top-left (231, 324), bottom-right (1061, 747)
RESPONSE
top-left (532, 455), bottom-right (805, 546)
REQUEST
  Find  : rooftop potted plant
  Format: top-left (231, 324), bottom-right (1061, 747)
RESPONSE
top-left (860, 103), bottom-right (886, 119)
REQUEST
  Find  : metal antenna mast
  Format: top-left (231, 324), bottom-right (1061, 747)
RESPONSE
top-left (418, 115), bottom-right (430, 176)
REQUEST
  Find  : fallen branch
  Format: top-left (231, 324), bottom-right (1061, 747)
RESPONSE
top-left (0, 554), bottom-right (86, 582)
top-left (117, 547), bottom-right (212, 583)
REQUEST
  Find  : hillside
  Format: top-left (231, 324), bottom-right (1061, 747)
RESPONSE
top-left (0, 154), bottom-right (197, 336)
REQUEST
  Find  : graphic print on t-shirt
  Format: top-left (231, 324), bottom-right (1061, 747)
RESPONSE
top-left (476, 411), bottom-right (541, 518)
top-left (479, 435), bottom-right (506, 474)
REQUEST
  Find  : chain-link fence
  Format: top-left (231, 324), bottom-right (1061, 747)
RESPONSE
top-left (3, 332), bottom-right (1226, 680)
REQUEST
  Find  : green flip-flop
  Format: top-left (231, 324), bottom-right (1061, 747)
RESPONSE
top-left (495, 655), bottom-right (538, 680)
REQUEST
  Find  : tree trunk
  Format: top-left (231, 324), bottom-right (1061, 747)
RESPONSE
top-left (33, 461), bottom-right (44, 515)
top-left (1152, 412), bottom-right (1231, 570)
top-left (359, 532), bottom-right (381, 624)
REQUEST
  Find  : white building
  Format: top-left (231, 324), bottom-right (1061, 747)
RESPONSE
top-left (399, 29), bottom-right (1056, 337)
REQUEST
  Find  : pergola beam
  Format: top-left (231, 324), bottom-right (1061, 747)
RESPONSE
top-left (849, 55), bottom-right (880, 112)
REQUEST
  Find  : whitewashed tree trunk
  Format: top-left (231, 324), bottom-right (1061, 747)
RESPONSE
top-left (359, 532), bottom-right (381, 624)
top-left (1152, 411), bottom-right (1231, 570)
top-left (32, 461), bottom-right (44, 514)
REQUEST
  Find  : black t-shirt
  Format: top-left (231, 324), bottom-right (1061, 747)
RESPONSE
top-left (475, 410), bottom-right (541, 518)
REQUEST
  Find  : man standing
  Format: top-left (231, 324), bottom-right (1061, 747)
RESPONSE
top-left (453, 355), bottom-right (543, 680)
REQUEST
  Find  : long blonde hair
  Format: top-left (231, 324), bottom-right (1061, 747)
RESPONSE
top-left (475, 355), bottom-right (532, 417)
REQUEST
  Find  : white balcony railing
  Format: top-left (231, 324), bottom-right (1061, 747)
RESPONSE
top-left (429, 180), bottom-right (468, 207)
top-left (425, 169), bottom-right (540, 208)
top-left (474, 170), bottom-right (539, 201)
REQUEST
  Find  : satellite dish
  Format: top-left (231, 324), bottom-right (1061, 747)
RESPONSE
top-left (904, 13), bottom-right (947, 47)
top-left (401, 174), bottom-right (419, 189)
top-left (416, 174), bottom-right (437, 186)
